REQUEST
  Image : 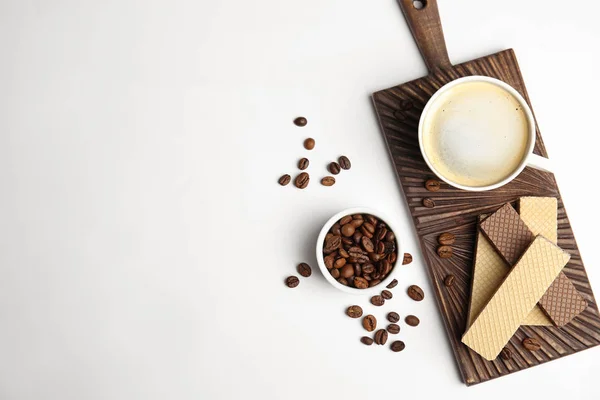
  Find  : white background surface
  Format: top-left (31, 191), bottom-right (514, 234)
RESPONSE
top-left (1, 0), bottom-right (599, 399)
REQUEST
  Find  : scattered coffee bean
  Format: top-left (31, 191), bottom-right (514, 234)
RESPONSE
top-left (337, 277), bottom-right (348, 286)
top-left (278, 174), bottom-right (291, 186)
top-left (363, 315), bottom-right (377, 332)
top-left (321, 176), bottom-right (336, 186)
top-left (346, 305), bottom-right (363, 318)
top-left (361, 336), bottom-right (374, 346)
top-left (370, 295), bottom-right (385, 306)
top-left (354, 276), bottom-right (368, 289)
top-left (425, 179), bottom-right (441, 192)
top-left (444, 274), bottom-right (455, 287)
top-left (338, 156), bottom-right (351, 170)
top-left (500, 347), bottom-right (512, 360)
top-left (329, 162), bottom-right (341, 175)
top-left (522, 337), bottom-right (541, 351)
top-left (391, 340), bottom-right (406, 352)
top-left (399, 99), bottom-right (413, 110)
top-left (323, 213), bottom-right (397, 288)
top-left (437, 245), bottom-right (453, 258)
top-left (297, 263), bottom-right (312, 277)
top-left (298, 158), bottom-right (309, 170)
top-left (438, 232), bottom-right (456, 245)
top-left (407, 285), bottom-right (424, 301)
top-left (294, 117), bottom-right (307, 127)
top-left (381, 290), bottom-right (393, 300)
top-left (387, 324), bottom-right (400, 334)
top-left (374, 329), bottom-right (388, 345)
top-left (294, 172), bottom-right (310, 189)
top-left (405, 315), bottom-right (420, 326)
top-left (386, 279), bottom-right (398, 289)
top-left (403, 253), bottom-right (413, 265)
top-left (304, 138), bottom-right (315, 150)
top-left (285, 276), bottom-right (299, 288)
top-left (387, 312), bottom-right (400, 323)
top-left (422, 198), bottom-right (435, 208)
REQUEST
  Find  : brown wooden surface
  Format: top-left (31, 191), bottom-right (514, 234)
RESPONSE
top-left (372, 0), bottom-right (600, 386)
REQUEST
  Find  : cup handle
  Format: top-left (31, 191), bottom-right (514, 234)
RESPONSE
top-left (526, 153), bottom-right (552, 173)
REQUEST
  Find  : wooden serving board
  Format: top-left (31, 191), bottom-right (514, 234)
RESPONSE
top-left (372, 0), bottom-right (600, 386)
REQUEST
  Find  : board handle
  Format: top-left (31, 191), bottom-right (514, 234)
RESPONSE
top-left (397, 0), bottom-right (451, 72)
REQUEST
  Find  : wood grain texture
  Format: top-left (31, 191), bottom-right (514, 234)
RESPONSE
top-left (372, 49), bottom-right (600, 385)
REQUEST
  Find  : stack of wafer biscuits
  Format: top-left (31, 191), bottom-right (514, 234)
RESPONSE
top-left (462, 198), bottom-right (587, 360)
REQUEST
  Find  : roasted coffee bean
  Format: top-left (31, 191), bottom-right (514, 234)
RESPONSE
top-left (361, 236), bottom-right (375, 253)
top-left (375, 227), bottom-right (387, 241)
top-left (353, 214), bottom-right (364, 220)
top-left (425, 179), bottom-right (441, 192)
top-left (285, 276), bottom-right (299, 288)
top-left (380, 260), bottom-right (392, 276)
top-left (342, 237), bottom-right (353, 247)
top-left (332, 223), bottom-right (342, 236)
top-left (348, 247), bottom-right (365, 257)
top-left (297, 263), bottom-right (312, 277)
top-left (374, 329), bottom-right (388, 345)
top-left (329, 162), bottom-right (341, 175)
top-left (364, 215), bottom-right (377, 225)
top-left (500, 347), bottom-right (512, 360)
top-left (363, 222), bottom-right (375, 234)
top-left (363, 315), bottom-right (377, 332)
top-left (376, 241), bottom-right (385, 254)
top-left (354, 276), bottom-right (368, 289)
top-left (387, 312), bottom-right (400, 323)
top-left (522, 337), bottom-right (541, 351)
top-left (337, 277), bottom-right (348, 286)
top-left (405, 315), bottom-right (420, 326)
top-left (353, 263), bottom-right (362, 277)
top-left (369, 252), bottom-right (382, 262)
top-left (352, 231), bottom-right (363, 244)
top-left (381, 290), bottom-right (393, 300)
top-left (334, 257), bottom-right (347, 269)
top-left (371, 271), bottom-right (381, 280)
top-left (383, 241), bottom-right (396, 254)
top-left (407, 285), bottom-right (424, 301)
top-left (330, 268), bottom-right (340, 278)
top-left (402, 253), bottom-right (413, 265)
top-left (438, 232), bottom-right (456, 245)
top-left (423, 198), bottom-right (435, 208)
top-left (386, 279), bottom-right (398, 289)
top-left (298, 158), bottom-right (309, 170)
top-left (386, 232), bottom-right (395, 242)
top-left (362, 264), bottom-right (375, 274)
top-left (321, 176), bottom-right (336, 186)
top-left (361, 336), bottom-right (374, 346)
top-left (363, 273), bottom-right (372, 281)
top-left (387, 324), bottom-right (400, 334)
top-left (341, 224), bottom-right (355, 237)
top-left (278, 174), bottom-right (291, 186)
top-left (444, 274), bottom-right (455, 287)
top-left (390, 340), bottom-right (405, 352)
top-left (360, 226), bottom-right (374, 239)
top-left (304, 138), bottom-right (315, 150)
top-left (340, 264), bottom-right (354, 278)
top-left (338, 156), bottom-right (351, 170)
top-left (369, 279), bottom-right (381, 287)
top-left (294, 116), bottom-right (307, 127)
top-left (324, 254), bottom-right (335, 269)
top-left (387, 253), bottom-right (396, 264)
top-left (294, 172), bottom-right (310, 189)
top-left (437, 245), bottom-right (453, 258)
top-left (351, 219), bottom-right (364, 228)
top-left (340, 215), bottom-right (353, 225)
top-left (370, 295), bottom-right (385, 306)
top-left (346, 305), bottom-right (363, 318)
top-left (324, 235), bottom-right (341, 253)
top-left (338, 248), bottom-right (349, 259)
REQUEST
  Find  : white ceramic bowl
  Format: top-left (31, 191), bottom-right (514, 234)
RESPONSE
top-left (315, 207), bottom-right (403, 295)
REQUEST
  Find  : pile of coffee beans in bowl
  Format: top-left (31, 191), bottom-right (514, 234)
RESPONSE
top-left (323, 213), bottom-right (397, 288)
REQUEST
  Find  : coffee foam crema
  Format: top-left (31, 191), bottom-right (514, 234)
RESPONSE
top-left (422, 81), bottom-right (531, 188)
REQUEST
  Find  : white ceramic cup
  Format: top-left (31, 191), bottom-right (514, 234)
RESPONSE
top-left (418, 75), bottom-right (551, 192)
top-left (315, 207), bottom-right (403, 295)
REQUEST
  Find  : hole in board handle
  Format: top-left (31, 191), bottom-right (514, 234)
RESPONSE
top-left (413, 0), bottom-right (426, 10)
